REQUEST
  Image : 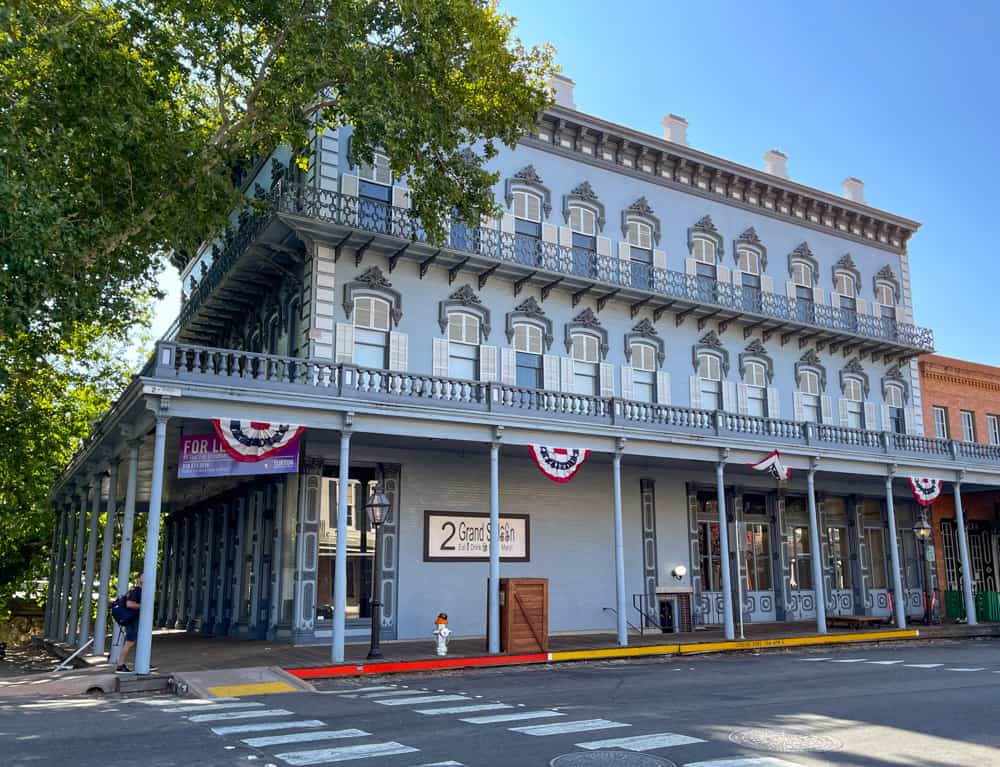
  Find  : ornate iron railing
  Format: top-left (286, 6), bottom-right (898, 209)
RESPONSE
top-left (153, 342), bottom-right (1000, 465)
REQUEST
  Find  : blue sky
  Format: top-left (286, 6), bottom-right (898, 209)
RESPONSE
top-left (154, 0), bottom-right (999, 363)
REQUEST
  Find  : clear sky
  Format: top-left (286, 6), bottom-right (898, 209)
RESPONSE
top-left (152, 0), bottom-right (1000, 364)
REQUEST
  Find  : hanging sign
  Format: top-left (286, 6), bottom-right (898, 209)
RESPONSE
top-left (423, 511), bottom-right (530, 562)
top-left (909, 476), bottom-right (943, 506)
top-left (749, 450), bottom-right (791, 481)
top-left (528, 445), bottom-right (591, 483)
top-left (178, 424), bottom-right (302, 479)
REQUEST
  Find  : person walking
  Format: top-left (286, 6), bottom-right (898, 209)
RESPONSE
top-left (113, 573), bottom-right (143, 674)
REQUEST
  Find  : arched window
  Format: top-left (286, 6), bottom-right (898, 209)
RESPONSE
top-left (875, 280), bottom-right (897, 322)
top-left (743, 360), bottom-right (768, 416)
top-left (834, 270), bottom-right (858, 328)
top-left (569, 205), bottom-right (596, 236)
top-left (791, 261), bottom-right (815, 323)
top-left (354, 295), bottom-right (390, 368)
top-left (357, 151), bottom-right (392, 233)
top-left (798, 369), bottom-right (821, 423)
top-left (885, 382), bottom-right (905, 434)
top-left (571, 332), bottom-right (600, 396)
top-left (569, 204), bottom-right (597, 278)
top-left (512, 322), bottom-right (543, 389)
top-left (626, 219), bottom-right (654, 289)
top-left (843, 376), bottom-right (865, 428)
top-left (447, 311), bottom-right (480, 379)
top-left (737, 246), bottom-right (763, 312)
top-left (512, 189), bottom-right (543, 267)
top-left (692, 236), bottom-right (718, 301)
top-left (697, 352), bottom-right (723, 410)
top-left (630, 342), bottom-right (657, 403)
top-left (266, 313), bottom-right (281, 355)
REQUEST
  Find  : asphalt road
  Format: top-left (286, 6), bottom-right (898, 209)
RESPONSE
top-left (2, 640), bottom-right (999, 767)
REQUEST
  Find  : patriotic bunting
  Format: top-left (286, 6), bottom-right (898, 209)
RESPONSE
top-left (909, 476), bottom-right (943, 506)
top-left (528, 445), bottom-right (591, 483)
top-left (749, 450), bottom-right (791, 481)
top-left (212, 419), bottom-right (305, 462)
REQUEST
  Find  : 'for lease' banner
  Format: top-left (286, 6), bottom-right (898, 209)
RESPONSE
top-left (178, 433), bottom-right (299, 478)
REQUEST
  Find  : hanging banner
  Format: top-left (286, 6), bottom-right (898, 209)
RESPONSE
top-left (528, 445), bottom-right (590, 483)
top-left (749, 450), bottom-right (791, 481)
top-left (909, 476), bottom-right (943, 506)
top-left (178, 429), bottom-right (301, 479)
top-left (211, 419), bottom-right (305, 462)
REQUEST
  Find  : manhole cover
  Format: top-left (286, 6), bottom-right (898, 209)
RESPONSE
top-left (551, 752), bottom-right (677, 767)
top-left (729, 728), bottom-right (842, 753)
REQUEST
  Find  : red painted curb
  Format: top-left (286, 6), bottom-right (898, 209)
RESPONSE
top-left (287, 652), bottom-right (550, 679)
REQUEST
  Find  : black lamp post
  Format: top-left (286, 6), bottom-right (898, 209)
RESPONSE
top-left (913, 510), bottom-right (934, 625)
top-left (365, 486), bottom-right (391, 660)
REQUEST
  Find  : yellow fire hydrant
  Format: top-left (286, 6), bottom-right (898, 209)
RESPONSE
top-left (433, 613), bottom-right (451, 656)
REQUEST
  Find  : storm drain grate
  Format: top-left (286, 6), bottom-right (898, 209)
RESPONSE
top-left (728, 728), bottom-right (842, 753)
top-left (550, 752), bottom-right (677, 767)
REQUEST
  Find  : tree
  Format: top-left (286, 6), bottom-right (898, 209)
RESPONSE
top-left (0, 0), bottom-right (554, 609)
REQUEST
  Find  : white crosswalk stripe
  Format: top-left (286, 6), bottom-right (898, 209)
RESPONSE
top-left (275, 741), bottom-right (419, 765)
top-left (415, 703), bottom-right (512, 716)
top-left (865, 660), bottom-right (904, 665)
top-left (946, 667), bottom-right (986, 671)
top-left (377, 694), bottom-right (469, 707)
top-left (684, 758), bottom-right (802, 767)
top-left (240, 728), bottom-right (368, 748)
top-left (510, 718), bottom-right (630, 737)
top-left (903, 663), bottom-right (943, 668)
top-left (188, 708), bottom-right (293, 723)
top-left (318, 685), bottom-right (399, 697)
top-left (172, 701), bottom-right (266, 713)
top-left (362, 689), bottom-right (421, 699)
top-left (407, 762), bottom-right (465, 767)
top-left (576, 732), bottom-right (706, 751)
top-left (459, 710), bottom-right (565, 724)
top-left (211, 720), bottom-right (326, 736)
top-left (798, 657), bottom-right (832, 662)
top-left (830, 658), bottom-right (868, 663)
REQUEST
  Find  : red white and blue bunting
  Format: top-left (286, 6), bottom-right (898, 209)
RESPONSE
top-left (749, 450), bottom-right (791, 481)
top-left (909, 476), bottom-right (943, 506)
top-left (528, 445), bottom-right (591, 483)
top-left (212, 419), bottom-right (305, 462)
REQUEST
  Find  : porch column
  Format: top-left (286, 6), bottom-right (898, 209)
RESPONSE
top-left (200, 509), bottom-right (215, 632)
top-left (716, 455), bottom-right (735, 640)
top-left (59, 497), bottom-right (77, 641)
top-left (488, 429), bottom-right (502, 654)
top-left (293, 461), bottom-right (323, 642)
top-left (110, 439), bottom-right (140, 664)
top-left (953, 476), bottom-right (978, 626)
top-left (229, 499), bottom-right (247, 636)
top-left (135, 408), bottom-right (170, 675)
top-left (248, 497), bottom-right (264, 636)
top-left (333, 425), bottom-right (352, 662)
top-left (189, 509), bottom-right (203, 630)
top-left (176, 515), bottom-right (191, 629)
top-left (44, 504), bottom-right (62, 638)
top-left (69, 485), bottom-right (88, 643)
top-left (806, 460), bottom-right (827, 635)
top-left (269, 484), bottom-right (286, 638)
top-left (94, 458), bottom-right (120, 656)
top-left (156, 520), bottom-right (173, 627)
top-left (214, 506), bottom-right (230, 634)
top-left (883, 473), bottom-right (907, 629)
top-left (611, 439), bottom-right (628, 646)
top-left (78, 471), bottom-right (103, 648)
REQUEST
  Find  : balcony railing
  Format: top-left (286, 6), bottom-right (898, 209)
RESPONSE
top-left (268, 183), bottom-right (934, 352)
top-left (153, 342), bottom-right (998, 466)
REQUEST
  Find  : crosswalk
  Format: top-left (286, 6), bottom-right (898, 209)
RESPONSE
top-left (797, 656), bottom-right (996, 673)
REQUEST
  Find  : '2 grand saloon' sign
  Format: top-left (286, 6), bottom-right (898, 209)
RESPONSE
top-left (424, 511), bottom-right (530, 562)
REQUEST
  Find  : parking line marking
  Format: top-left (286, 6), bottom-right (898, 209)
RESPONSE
top-left (241, 729), bottom-right (368, 748)
top-left (510, 719), bottom-right (630, 736)
top-left (460, 710), bottom-right (565, 724)
top-left (577, 732), bottom-right (706, 751)
top-left (275, 741), bottom-right (419, 765)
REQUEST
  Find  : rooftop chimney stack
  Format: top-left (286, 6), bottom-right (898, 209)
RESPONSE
top-left (842, 177), bottom-right (865, 203)
top-left (764, 150), bottom-right (788, 179)
top-left (661, 114), bottom-right (689, 146)
top-left (549, 73), bottom-right (576, 109)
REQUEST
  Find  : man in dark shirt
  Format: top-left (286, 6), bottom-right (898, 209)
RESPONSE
top-left (116, 573), bottom-right (143, 674)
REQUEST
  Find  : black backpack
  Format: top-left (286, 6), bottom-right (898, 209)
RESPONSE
top-left (111, 595), bottom-right (135, 625)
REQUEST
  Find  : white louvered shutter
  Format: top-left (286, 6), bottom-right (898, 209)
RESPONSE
top-left (340, 174), bottom-right (359, 197)
top-left (687, 259), bottom-right (698, 277)
top-left (479, 345), bottom-right (497, 382)
top-left (558, 226), bottom-right (573, 247)
top-left (500, 213), bottom-right (515, 234)
top-left (831, 292), bottom-right (841, 309)
top-left (543, 354), bottom-right (560, 391)
top-left (786, 281), bottom-right (797, 300)
top-left (501, 347), bottom-right (517, 385)
top-left (821, 395), bottom-right (834, 425)
top-left (881, 404), bottom-right (892, 432)
top-left (904, 406), bottom-right (914, 434)
top-left (857, 298), bottom-right (869, 316)
top-left (839, 399), bottom-right (850, 427)
top-left (793, 391), bottom-right (805, 422)
top-left (621, 366), bottom-right (634, 401)
top-left (689, 375), bottom-right (702, 409)
top-left (760, 275), bottom-right (774, 296)
top-left (723, 381), bottom-right (737, 412)
top-left (541, 223), bottom-right (557, 243)
top-left (717, 265), bottom-right (731, 284)
top-left (737, 383), bottom-right (750, 415)
top-left (814, 287), bottom-right (825, 306)
top-left (767, 387), bottom-right (781, 418)
top-left (653, 249), bottom-right (667, 270)
top-left (618, 241), bottom-right (631, 263)
top-left (656, 372), bottom-right (671, 405)
top-left (597, 236), bottom-right (612, 257)
top-left (391, 186), bottom-right (411, 209)
top-left (335, 323), bottom-right (354, 364)
top-left (432, 338), bottom-right (449, 378)
top-left (560, 357), bottom-right (574, 392)
top-left (600, 363), bottom-right (614, 398)
top-left (388, 331), bottom-right (408, 371)
top-left (732, 269), bottom-right (743, 286)
top-left (864, 402), bottom-right (878, 431)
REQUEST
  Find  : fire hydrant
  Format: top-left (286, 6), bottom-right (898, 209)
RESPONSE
top-left (433, 613), bottom-right (451, 656)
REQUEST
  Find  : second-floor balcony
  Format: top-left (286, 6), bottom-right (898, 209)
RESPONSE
top-left (175, 183), bottom-right (934, 360)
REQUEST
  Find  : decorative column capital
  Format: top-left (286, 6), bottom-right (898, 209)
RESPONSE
top-left (492, 425), bottom-right (504, 446)
top-left (342, 411), bottom-right (355, 433)
top-left (810, 455), bottom-right (821, 473)
top-left (614, 437), bottom-right (626, 455)
top-left (717, 447), bottom-right (730, 465)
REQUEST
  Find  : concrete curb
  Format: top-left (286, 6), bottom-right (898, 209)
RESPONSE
top-left (285, 628), bottom-right (921, 680)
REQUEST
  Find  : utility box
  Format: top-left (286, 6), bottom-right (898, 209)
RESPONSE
top-left (495, 578), bottom-right (549, 653)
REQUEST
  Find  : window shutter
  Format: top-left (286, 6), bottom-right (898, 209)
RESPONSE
top-left (340, 174), bottom-right (359, 197)
top-left (904, 406), bottom-right (914, 434)
top-left (814, 286), bottom-right (825, 306)
top-left (723, 381), bottom-right (737, 412)
top-left (543, 354), bottom-right (560, 391)
top-left (621, 366), bottom-right (634, 401)
top-left (731, 269), bottom-right (743, 286)
top-left (838, 398), bottom-right (850, 427)
top-left (560, 357), bottom-right (574, 392)
top-left (391, 185), bottom-right (411, 209)
top-left (388, 331), bottom-right (408, 371)
top-left (857, 298), bottom-right (869, 315)
top-left (597, 236), bottom-right (612, 257)
top-left (689, 375), bottom-right (702, 409)
top-left (717, 265), bottom-right (731, 284)
top-left (786, 281), bottom-right (797, 300)
top-left (335, 323), bottom-right (354, 364)
top-left (656, 372), bottom-right (671, 405)
top-left (686, 258), bottom-right (698, 276)
top-left (831, 292), bottom-right (841, 309)
top-left (541, 223), bottom-right (557, 243)
top-left (767, 387), bottom-right (781, 418)
top-left (501, 347), bottom-right (517, 386)
top-left (558, 226), bottom-right (573, 247)
top-left (618, 241), bottom-right (631, 262)
top-left (864, 402), bottom-right (878, 431)
top-left (761, 274), bottom-right (774, 294)
top-left (500, 213), bottom-right (515, 234)
top-left (479, 345), bottom-right (497, 382)
top-left (737, 383), bottom-right (750, 415)
top-left (600, 363), bottom-right (614, 397)
top-left (821, 395), bottom-right (834, 424)
top-left (653, 249), bottom-right (667, 270)
top-left (793, 391), bottom-right (805, 422)
top-left (881, 404), bottom-right (891, 432)
top-left (432, 338), bottom-right (449, 378)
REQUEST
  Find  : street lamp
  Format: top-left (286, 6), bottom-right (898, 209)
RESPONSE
top-left (365, 486), bottom-right (391, 660)
top-left (913, 511), bottom-right (934, 625)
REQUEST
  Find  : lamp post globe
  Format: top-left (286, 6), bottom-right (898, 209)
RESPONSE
top-left (365, 486), bottom-right (392, 660)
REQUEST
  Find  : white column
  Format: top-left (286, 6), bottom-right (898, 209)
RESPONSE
top-left (954, 477), bottom-right (978, 626)
top-left (58, 498), bottom-right (77, 641)
top-left (200, 511), bottom-right (214, 631)
top-left (214, 507), bottom-right (229, 634)
top-left (78, 473), bottom-right (102, 647)
top-left (806, 460), bottom-right (827, 634)
top-left (135, 411), bottom-right (169, 675)
top-left (44, 505), bottom-right (63, 638)
top-left (612, 439), bottom-right (628, 646)
top-left (110, 439), bottom-right (140, 663)
top-left (884, 473), bottom-right (907, 629)
top-left (716, 458), bottom-right (735, 641)
top-left (332, 427), bottom-right (351, 662)
top-left (93, 459), bottom-right (120, 656)
top-left (68, 486), bottom-right (88, 643)
top-left (488, 430), bottom-right (501, 654)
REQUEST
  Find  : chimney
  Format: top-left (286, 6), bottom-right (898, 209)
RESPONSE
top-left (764, 149), bottom-right (788, 179)
top-left (842, 177), bottom-right (865, 203)
top-left (549, 73), bottom-right (576, 109)
top-left (661, 114), bottom-right (689, 146)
